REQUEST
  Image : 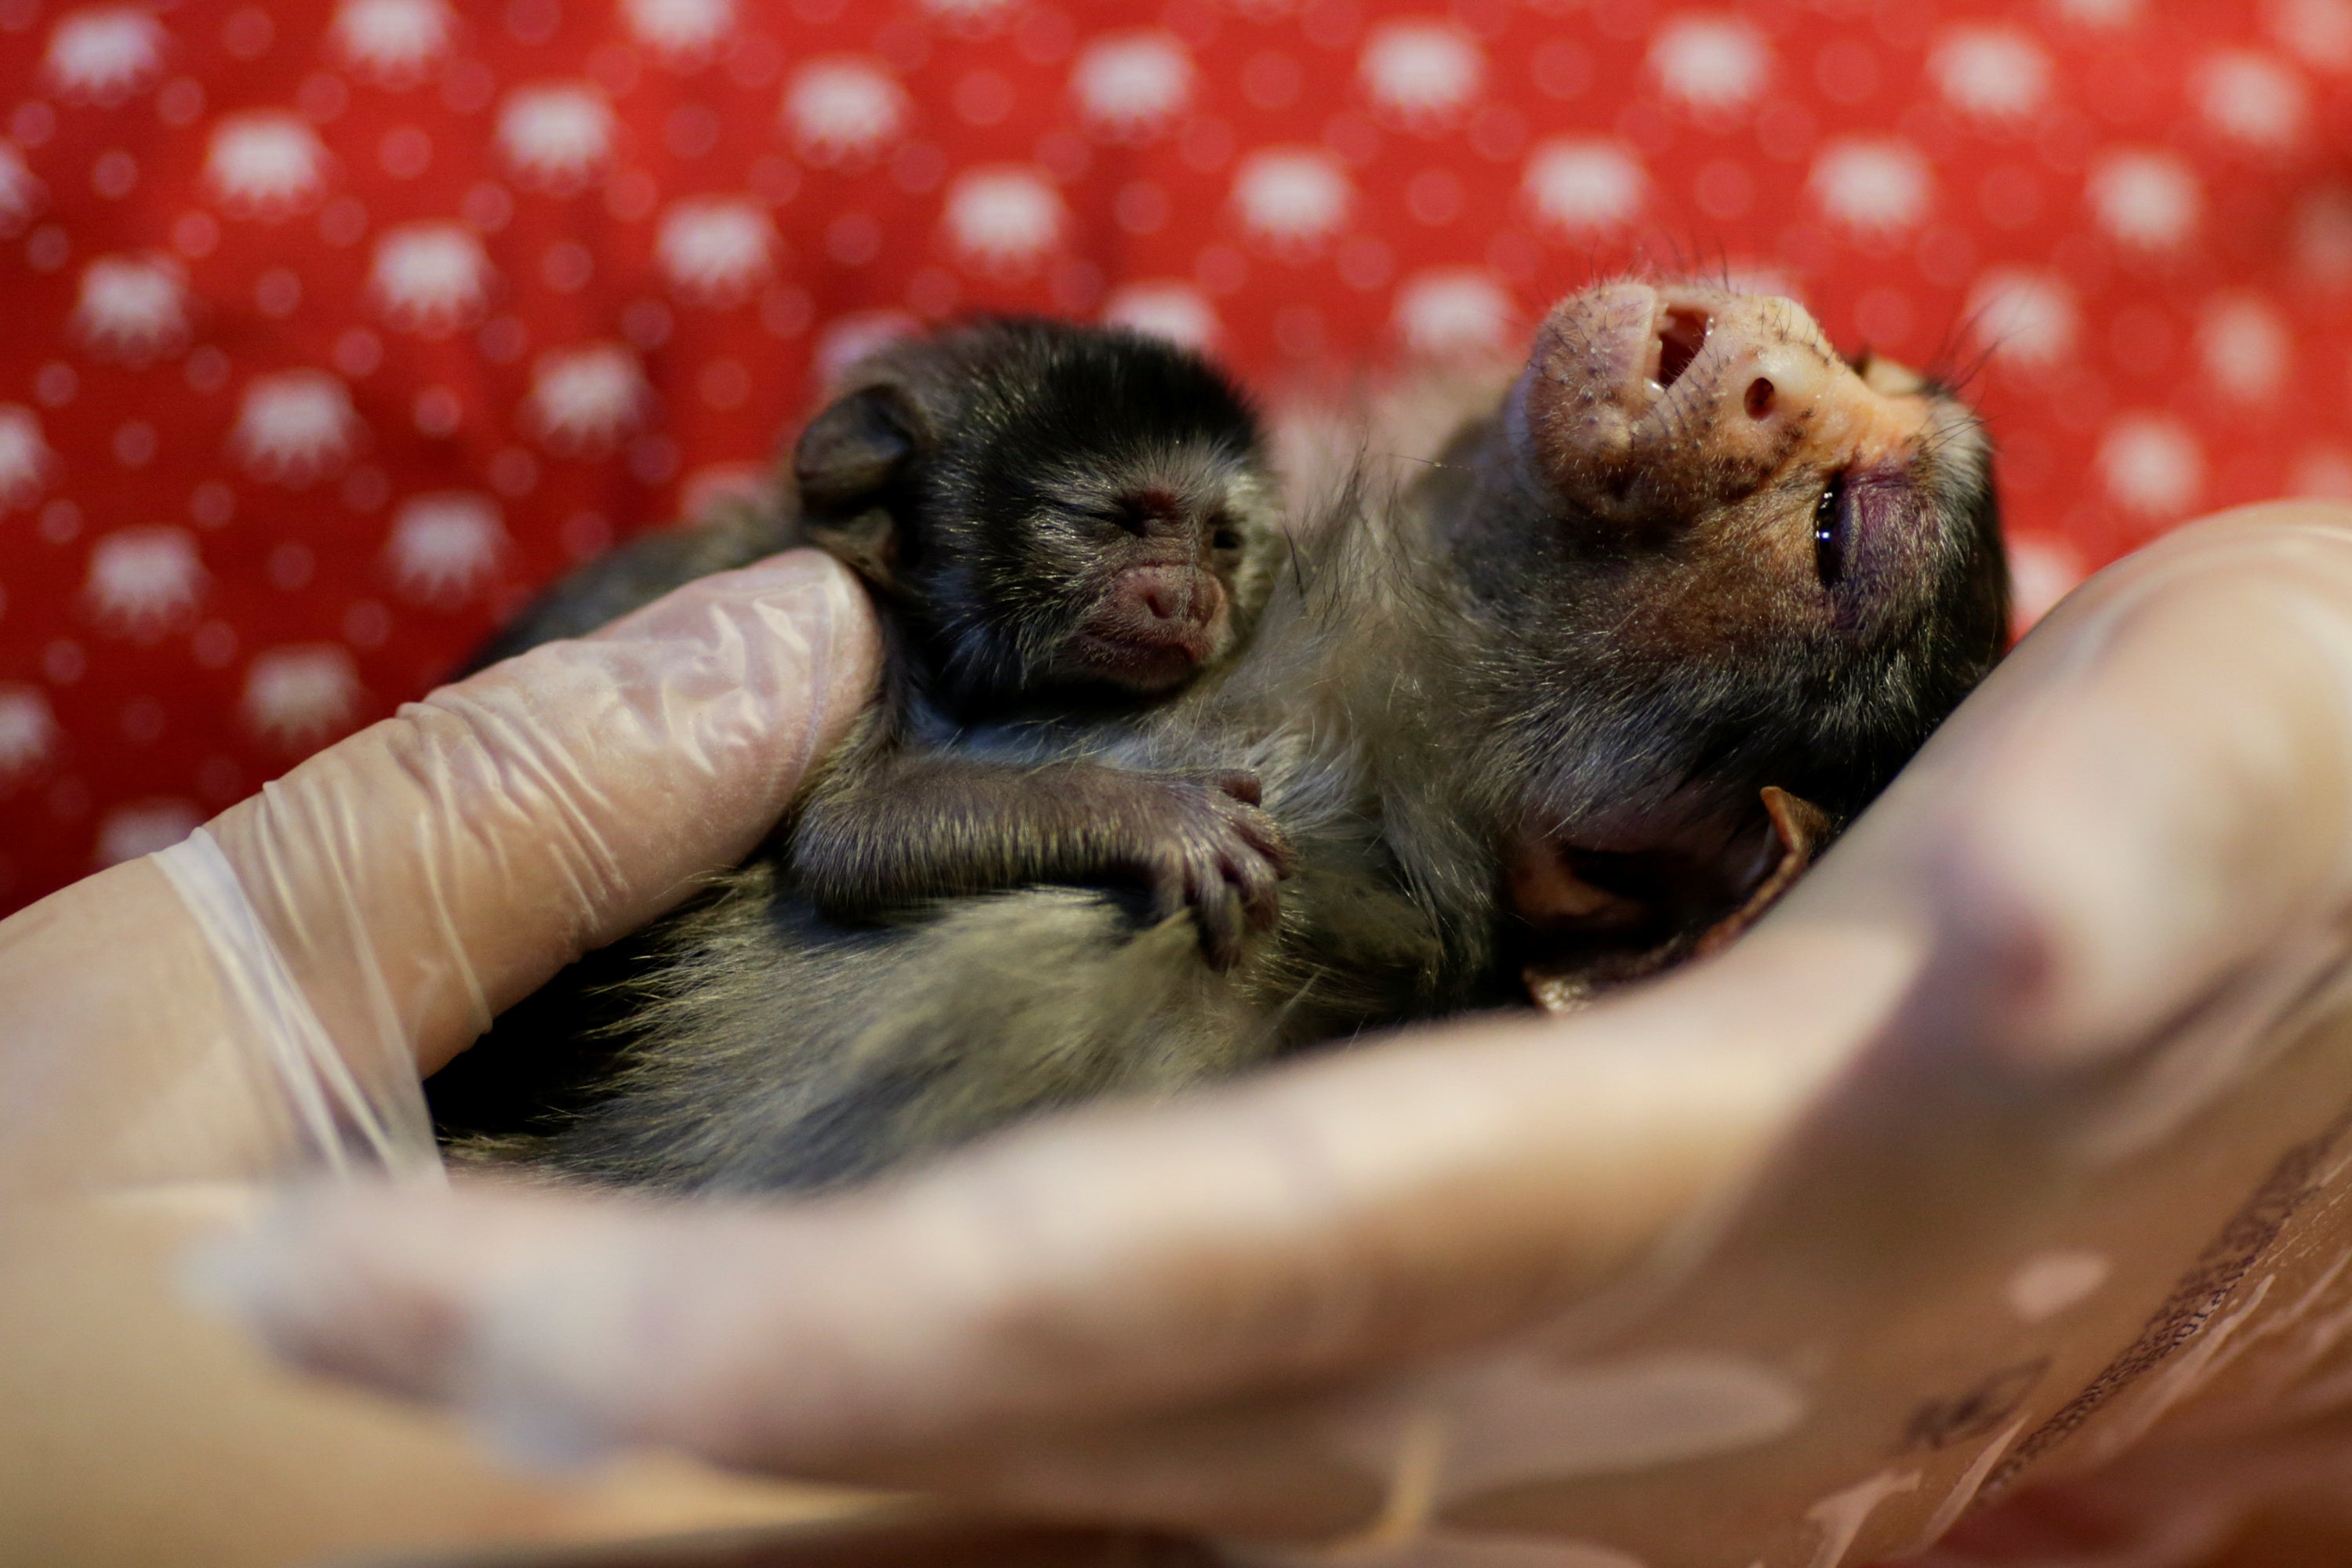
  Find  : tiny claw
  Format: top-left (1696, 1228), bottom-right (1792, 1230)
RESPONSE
top-left (1261, 829), bottom-right (1300, 878)
top-left (1198, 884), bottom-right (1247, 970)
top-left (1147, 858), bottom-right (1190, 927)
top-left (1228, 807), bottom-right (1295, 872)
top-left (1225, 855), bottom-right (1269, 924)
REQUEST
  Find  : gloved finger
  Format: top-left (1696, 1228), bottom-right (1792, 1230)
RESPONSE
top-left (1854, 504), bottom-right (2352, 1069)
top-left (196, 506), bottom-right (2352, 1526)
top-left (194, 918), bottom-right (1892, 1480)
top-left (0, 550), bottom-right (879, 1194)
top-left (201, 550), bottom-right (880, 1079)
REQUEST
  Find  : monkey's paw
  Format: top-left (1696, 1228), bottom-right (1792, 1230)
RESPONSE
top-left (1132, 771), bottom-right (1298, 970)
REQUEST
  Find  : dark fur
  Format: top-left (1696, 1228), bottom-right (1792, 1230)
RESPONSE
top-left (430, 318), bottom-right (1293, 1155)
top-left (435, 294), bottom-right (2010, 1193)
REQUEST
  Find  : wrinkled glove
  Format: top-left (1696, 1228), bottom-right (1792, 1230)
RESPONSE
top-left (180, 505), bottom-right (2352, 1567)
top-left (0, 550), bottom-right (877, 1197)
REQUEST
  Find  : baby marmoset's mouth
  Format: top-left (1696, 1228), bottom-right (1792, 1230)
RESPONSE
top-left (1069, 560), bottom-right (1228, 688)
top-left (1069, 618), bottom-right (1220, 691)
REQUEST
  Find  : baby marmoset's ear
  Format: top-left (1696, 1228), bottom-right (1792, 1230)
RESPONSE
top-left (789, 381), bottom-right (927, 593)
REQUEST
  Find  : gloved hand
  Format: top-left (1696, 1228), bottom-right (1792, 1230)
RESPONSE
top-left (0, 549), bottom-right (879, 1197)
top-left (28, 509), bottom-right (2352, 1567)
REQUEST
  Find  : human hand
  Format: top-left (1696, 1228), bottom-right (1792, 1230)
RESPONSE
top-left (0, 549), bottom-right (880, 1197)
top-left (191, 504), bottom-right (2352, 1564)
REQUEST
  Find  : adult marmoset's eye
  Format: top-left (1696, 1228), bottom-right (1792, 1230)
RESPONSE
top-left (1813, 471), bottom-right (1849, 590)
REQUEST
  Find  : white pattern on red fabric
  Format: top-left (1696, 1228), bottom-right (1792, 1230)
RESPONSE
top-left (944, 166), bottom-right (1065, 274)
top-left (386, 492), bottom-right (506, 606)
top-left (231, 371), bottom-right (361, 485)
top-left (368, 223), bottom-right (494, 335)
top-left (2006, 535), bottom-right (2086, 631)
top-left (1720, 262), bottom-right (1802, 302)
top-left (657, 197), bottom-right (776, 305)
top-left (922, 0), bottom-right (1013, 26)
top-left (1394, 268), bottom-right (1513, 358)
top-left (1523, 140), bottom-right (1646, 234)
top-left (2293, 187), bottom-right (2352, 283)
top-left (241, 645), bottom-right (362, 749)
top-left (2272, 0), bottom-right (2352, 71)
top-left (71, 255), bottom-right (190, 364)
top-left (1929, 26), bottom-right (2053, 127)
top-left (330, 0), bottom-right (455, 85)
top-left (2086, 148), bottom-right (2202, 251)
top-left (1101, 281), bottom-right (1218, 350)
top-left (1069, 32), bottom-right (1193, 143)
top-left (1647, 14), bottom-right (1772, 114)
top-left (2197, 292), bottom-right (2292, 403)
top-left (496, 85), bottom-right (615, 193)
top-left (83, 527), bottom-right (205, 639)
top-left (0, 407), bottom-right (56, 514)
top-left (2049, 0), bottom-right (2143, 25)
top-left (2192, 50), bottom-right (2310, 151)
top-left (678, 462), bottom-right (769, 522)
top-left (1232, 147), bottom-right (1352, 252)
top-left (0, 143), bottom-right (44, 236)
top-left (1809, 139), bottom-right (1933, 237)
top-left (1359, 20), bottom-right (1485, 128)
top-left (0, 686), bottom-right (58, 779)
top-left (814, 310), bottom-right (920, 389)
top-left (2292, 446), bottom-right (2352, 497)
top-left (2100, 412), bottom-right (2205, 517)
top-left (1963, 267), bottom-right (2078, 372)
top-left (526, 343), bottom-right (647, 453)
top-left (0, 0), bottom-right (2346, 909)
top-left (42, 7), bottom-right (167, 105)
top-left (205, 114), bottom-right (333, 218)
top-left (94, 798), bottom-right (201, 866)
top-left (622, 0), bottom-right (737, 60)
top-left (784, 57), bottom-right (909, 168)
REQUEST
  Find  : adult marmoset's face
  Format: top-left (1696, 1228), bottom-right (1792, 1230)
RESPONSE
top-left (1450, 280), bottom-right (2008, 829)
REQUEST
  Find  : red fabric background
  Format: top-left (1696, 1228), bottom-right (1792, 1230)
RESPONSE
top-left (0, 0), bottom-right (2347, 913)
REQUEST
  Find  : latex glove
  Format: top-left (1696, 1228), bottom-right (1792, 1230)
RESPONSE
top-left (0, 550), bottom-right (878, 1199)
top-left (192, 505), bottom-right (2352, 1566)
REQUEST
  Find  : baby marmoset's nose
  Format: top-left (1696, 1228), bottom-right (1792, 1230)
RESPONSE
top-left (1131, 563), bottom-right (1207, 625)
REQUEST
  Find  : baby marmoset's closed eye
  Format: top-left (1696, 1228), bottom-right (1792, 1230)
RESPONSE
top-left (430, 317), bottom-right (1305, 1175)
top-left (775, 318), bottom-right (1298, 963)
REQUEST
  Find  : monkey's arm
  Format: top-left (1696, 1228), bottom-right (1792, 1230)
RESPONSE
top-left (789, 750), bottom-right (1294, 967)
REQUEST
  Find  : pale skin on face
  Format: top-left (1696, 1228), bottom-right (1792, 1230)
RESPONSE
top-left (1518, 285), bottom-right (1981, 615)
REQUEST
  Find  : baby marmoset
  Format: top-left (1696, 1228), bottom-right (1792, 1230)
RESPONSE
top-left (430, 317), bottom-right (1295, 1163)
top-left (438, 284), bottom-right (2009, 1193)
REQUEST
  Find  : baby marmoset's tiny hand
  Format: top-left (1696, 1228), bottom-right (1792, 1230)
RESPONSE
top-left (1116, 769), bottom-right (1295, 968)
top-left (789, 754), bottom-right (1294, 967)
